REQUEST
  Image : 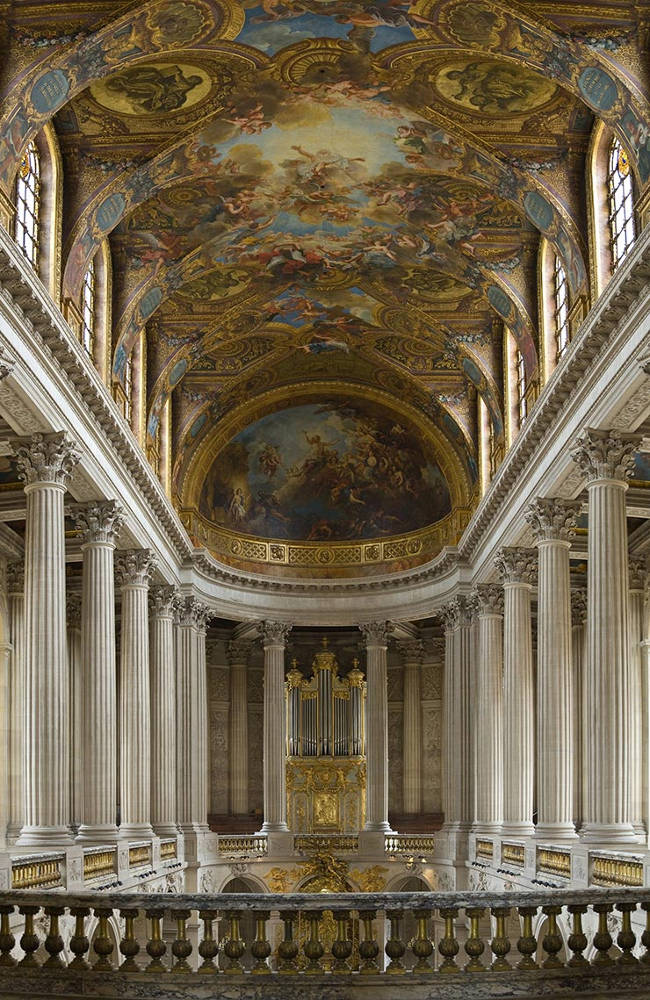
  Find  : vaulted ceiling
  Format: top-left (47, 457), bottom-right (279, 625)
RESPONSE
top-left (1, 0), bottom-right (648, 573)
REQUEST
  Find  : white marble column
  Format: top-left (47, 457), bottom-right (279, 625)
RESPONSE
top-left (66, 594), bottom-right (82, 834)
top-left (629, 559), bottom-right (645, 837)
top-left (176, 596), bottom-right (211, 833)
top-left (572, 427), bottom-right (641, 843)
top-left (398, 639), bottom-right (423, 816)
top-left (473, 585), bottom-right (503, 833)
top-left (571, 590), bottom-right (587, 832)
top-left (440, 606), bottom-right (456, 829)
top-left (116, 549), bottom-right (156, 840)
top-left (526, 498), bottom-right (581, 841)
top-left (440, 598), bottom-right (473, 832)
top-left (150, 585), bottom-right (179, 837)
top-left (14, 431), bottom-right (80, 847)
top-left (495, 547), bottom-right (536, 837)
top-left (361, 621), bottom-right (392, 832)
top-left (228, 639), bottom-right (252, 817)
top-left (6, 562), bottom-right (24, 844)
top-left (75, 501), bottom-right (124, 844)
top-left (260, 621), bottom-right (291, 833)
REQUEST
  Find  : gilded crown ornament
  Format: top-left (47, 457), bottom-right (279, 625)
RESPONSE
top-left (74, 499), bottom-right (125, 545)
top-left (115, 548), bottom-right (157, 587)
top-left (494, 547), bottom-right (537, 584)
top-left (525, 497), bottom-right (581, 542)
top-left (571, 428), bottom-right (641, 483)
top-left (13, 431), bottom-right (80, 487)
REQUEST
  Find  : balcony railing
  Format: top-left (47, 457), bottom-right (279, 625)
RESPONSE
top-left (0, 887), bottom-right (649, 987)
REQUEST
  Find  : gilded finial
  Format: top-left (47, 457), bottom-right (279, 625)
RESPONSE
top-left (321, 636), bottom-right (329, 648)
top-left (291, 657), bottom-right (299, 669)
top-left (352, 657), bottom-right (359, 668)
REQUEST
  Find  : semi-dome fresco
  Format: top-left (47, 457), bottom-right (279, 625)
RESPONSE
top-left (198, 400), bottom-right (452, 541)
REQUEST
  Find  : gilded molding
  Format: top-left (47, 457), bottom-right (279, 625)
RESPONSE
top-left (115, 548), bottom-right (156, 588)
top-left (13, 431), bottom-right (80, 488)
top-left (571, 428), bottom-right (641, 484)
top-left (359, 621), bottom-right (393, 647)
top-left (472, 583), bottom-right (504, 617)
top-left (525, 498), bottom-right (581, 543)
top-left (74, 499), bottom-right (125, 546)
top-left (494, 546), bottom-right (537, 585)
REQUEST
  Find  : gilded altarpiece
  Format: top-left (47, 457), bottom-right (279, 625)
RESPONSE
top-left (286, 641), bottom-right (366, 833)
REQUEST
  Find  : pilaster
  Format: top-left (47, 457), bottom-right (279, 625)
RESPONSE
top-left (361, 621), bottom-right (393, 833)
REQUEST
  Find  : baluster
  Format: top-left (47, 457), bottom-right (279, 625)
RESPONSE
top-left (145, 909), bottom-right (167, 973)
top-left (464, 907), bottom-right (485, 972)
top-left (18, 905), bottom-right (40, 967)
top-left (412, 908), bottom-right (433, 973)
top-left (438, 907), bottom-right (460, 973)
top-left (278, 911), bottom-right (299, 973)
top-left (541, 905), bottom-right (563, 968)
top-left (198, 910), bottom-right (219, 974)
top-left (250, 910), bottom-right (271, 974)
top-left (567, 905), bottom-right (588, 968)
top-left (516, 906), bottom-right (537, 970)
top-left (69, 907), bottom-right (91, 970)
top-left (385, 910), bottom-right (406, 974)
top-left (119, 908), bottom-right (140, 971)
top-left (641, 903), bottom-right (650, 966)
top-left (304, 910), bottom-right (324, 974)
top-left (93, 908), bottom-right (115, 971)
top-left (592, 904), bottom-right (614, 966)
top-left (223, 910), bottom-right (246, 974)
top-left (358, 909), bottom-right (379, 974)
top-left (170, 909), bottom-right (193, 973)
top-left (43, 906), bottom-right (66, 969)
top-left (0, 906), bottom-right (15, 968)
top-left (616, 903), bottom-right (638, 966)
top-left (490, 907), bottom-right (511, 971)
top-left (331, 910), bottom-right (352, 973)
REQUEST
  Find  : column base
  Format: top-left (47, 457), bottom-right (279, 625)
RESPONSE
top-left (15, 825), bottom-right (74, 848)
top-left (501, 822), bottom-right (535, 837)
top-left (472, 822), bottom-right (501, 835)
top-left (364, 821), bottom-right (392, 833)
top-left (153, 823), bottom-right (182, 838)
top-left (260, 821), bottom-right (289, 833)
top-left (76, 824), bottom-right (119, 845)
top-left (178, 822), bottom-right (209, 836)
top-left (633, 822), bottom-right (647, 839)
top-left (118, 823), bottom-right (154, 841)
top-left (580, 822), bottom-right (639, 844)
top-left (535, 822), bottom-right (578, 841)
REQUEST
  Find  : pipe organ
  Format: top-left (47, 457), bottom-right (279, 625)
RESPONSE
top-left (286, 639), bottom-right (367, 833)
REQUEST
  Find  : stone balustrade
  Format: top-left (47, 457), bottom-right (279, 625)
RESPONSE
top-left (218, 835), bottom-right (269, 857)
top-left (384, 834), bottom-right (436, 856)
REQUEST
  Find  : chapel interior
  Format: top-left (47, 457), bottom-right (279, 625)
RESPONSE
top-left (0, 0), bottom-right (648, 996)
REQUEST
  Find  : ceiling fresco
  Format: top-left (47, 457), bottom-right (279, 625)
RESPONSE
top-left (1, 0), bottom-right (649, 572)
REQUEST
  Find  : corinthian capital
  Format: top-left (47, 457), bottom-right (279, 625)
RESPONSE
top-left (260, 620), bottom-right (292, 646)
top-left (115, 548), bottom-right (156, 587)
top-left (571, 428), bottom-right (640, 483)
top-left (495, 546), bottom-right (537, 585)
top-left (6, 560), bottom-right (23, 594)
top-left (439, 601), bottom-right (459, 633)
top-left (571, 589), bottom-right (588, 627)
top-left (149, 585), bottom-right (179, 618)
top-left (359, 621), bottom-right (393, 647)
top-left (525, 498), bottom-right (581, 543)
top-left (396, 638), bottom-right (424, 664)
top-left (176, 596), bottom-right (212, 632)
top-left (228, 639), bottom-right (253, 665)
top-left (13, 431), bottom-right (80, 488)
top-left (75, 499), bottom-right (125, 545)
top-left (472, 583), bottom-right (504, 616)
top-left (629, 558), bottom-right (646, 591)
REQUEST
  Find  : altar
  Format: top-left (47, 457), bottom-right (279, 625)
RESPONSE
top-left (285, 639), bottom-right (367, 833)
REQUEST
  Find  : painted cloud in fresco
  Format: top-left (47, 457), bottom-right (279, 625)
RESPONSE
top-left (199, 400), bottom-right (452, 541)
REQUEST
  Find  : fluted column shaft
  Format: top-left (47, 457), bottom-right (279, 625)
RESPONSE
top-left (440, 599), bottom-right (473, 829)
top-left (14, 432), bottom-right (80, 847)
top-left (361, 622), bottom-right (391, 832)
top-left (571, 591), bottom-right (587, 831)
top-left (150, 587), bottom-right (178, 836)
top-left (573, 428), bottom-right (640, 843)
top-left (441, 615), bottom-right (456, 826)
top-left (229, 641), bottom-right (251, 816)
top-left (629, 564), bottom-right (645, 837)
top-left (260, 622), bottom-right (291, 832)
top-left (176, 597), bottom-right (211, 831)
top-left (7, 563), bottom-right (24, 843)
top-left (399, 640), bottom-right (423, 815)
top-left (116, 549), bottom-right (155, 839)
top-left (66, 596), bottom-right (82, 833)
top-left (473, 586), bottom-right (503, 832)
top-left (75, 502), bottom-right (123, 843)
top-left (496, 548), bottom-right (536, 836)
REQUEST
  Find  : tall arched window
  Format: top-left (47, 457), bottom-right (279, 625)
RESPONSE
top-left (81, 259), bottom-right (95, 358)
top-left (607, 136), bottom-right (636, 269)
top-left (553, 255), bottom-right (569, 362)
top-left (14, 141), bottom-right (40, 269)
top-left (515, 347), bottom-right (527, 426)
top-left (124, 351), bottom-right (133, 425)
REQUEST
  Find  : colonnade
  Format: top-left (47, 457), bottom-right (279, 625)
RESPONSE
top-left (441, 427), bottom-right (648, 846)
top-left (5, 431), bottom-right (211, 849)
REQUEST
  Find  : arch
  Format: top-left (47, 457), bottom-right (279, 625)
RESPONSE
top-left (587, 120), bottom-right (638, 298)
top-left (0, 0), bottom-right (242, 191)
top-left (13, 123), bottom-right (62, 302)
